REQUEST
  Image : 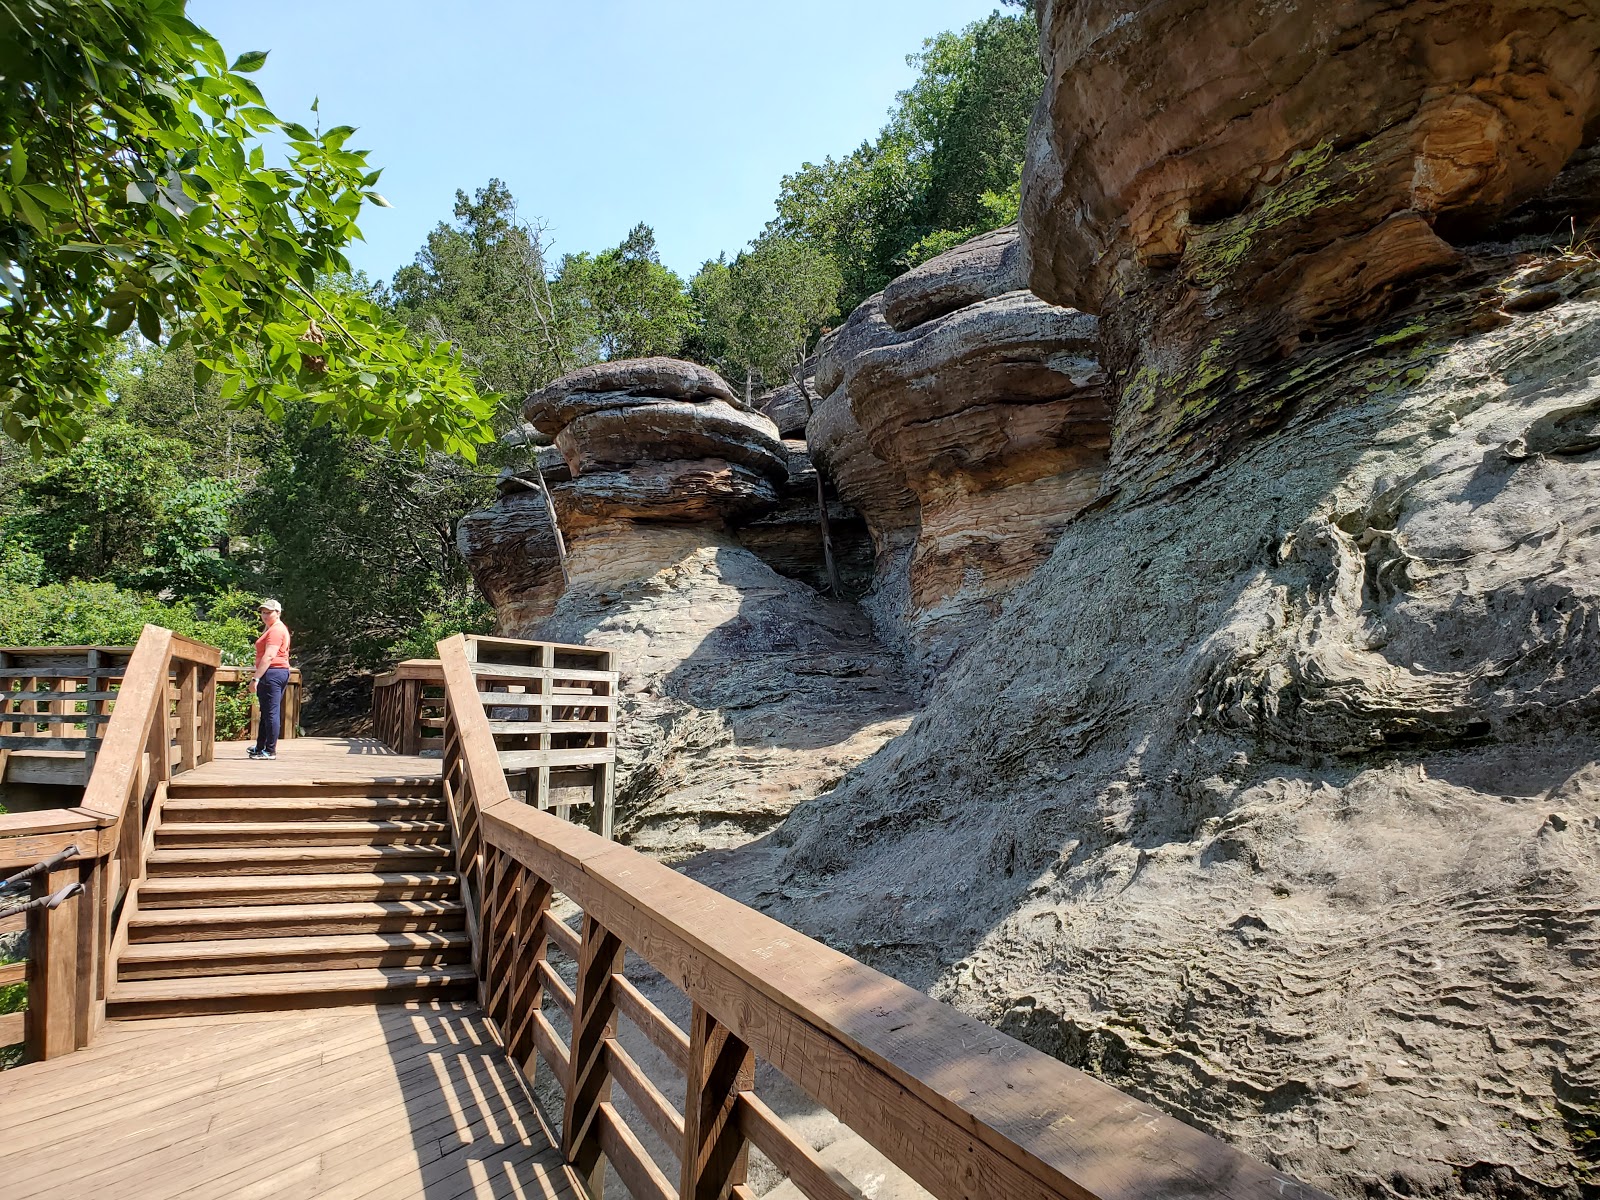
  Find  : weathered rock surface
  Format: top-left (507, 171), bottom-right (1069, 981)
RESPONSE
top-left (461, 358), bottom-right (917, 858)
top-left (734, 439), bottom-right (874, 599)
top-left (728, 259), bottom-right (1600, 1200)
top-left (534, 544), bottom-right (915, 859)
top-left (811, 237), bottom-right (1109, 670)
top-left (1023, 0), bottom-right (1600, 495)
top-left (881, 224), bottom-right (1026, 332)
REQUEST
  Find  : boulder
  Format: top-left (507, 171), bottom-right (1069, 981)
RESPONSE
top-left (456, 489), bottom-right (565, 633)
top-left (809, 235), bottom-right (1109, 670)
top-left (756, 380), bottom-right (816, 439)
top-left (733, 439), bottom-right (875, 599)
top-left (881, 224), bottom-right (1026, 332)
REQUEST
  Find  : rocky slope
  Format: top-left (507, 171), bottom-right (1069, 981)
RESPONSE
top-left (459, 358), bottom-right (914, 858)
top-left (690, 4), bottom-right (1600, 1198)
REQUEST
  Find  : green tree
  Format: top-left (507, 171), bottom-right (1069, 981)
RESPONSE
top-left (389, 180), bottom-right (578, 405)
top-left (0, 0), bottom-right (493, 457)
top-left (557, 224), bottom-right (694, 362)
top-left (764, 6), bottom-right (1041, 311)
top-left (7, 422), bottom-right (237, 595)
top-left (688, 236), bottom-right (842, 395)
top-left (243, 406), bottom-right (493, 664)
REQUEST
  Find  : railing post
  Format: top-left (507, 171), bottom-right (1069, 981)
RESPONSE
top-left (176, 661), bottom-right (198, 773)
top-left (197, 664), bottom-right (217, 764)
top-left (681, 1002), bottom-right (756, 1200)
top-left (564, 913), bottom-right (624, 1195)
top-left (26, 860), bottom-right (84, 1061)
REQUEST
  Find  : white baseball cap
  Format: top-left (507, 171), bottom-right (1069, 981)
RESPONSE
top-left (259, 598), bottom-right (283, 612)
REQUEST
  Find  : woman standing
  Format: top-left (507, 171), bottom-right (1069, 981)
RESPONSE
top-left (248, 599), bottom-right (292, 761)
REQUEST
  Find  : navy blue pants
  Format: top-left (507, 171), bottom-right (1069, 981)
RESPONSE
top-left (255, 667), bottom-right (291, 754)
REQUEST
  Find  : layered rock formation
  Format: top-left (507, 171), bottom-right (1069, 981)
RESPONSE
top-left (691, 6), bottom-right (1600, 1199)
top-left (460, 358), bottom-right (915, 858)
top-left (1023, 0), bottom-right (1600, 493)
top-left (810, 227), bottom-right (1110, 668)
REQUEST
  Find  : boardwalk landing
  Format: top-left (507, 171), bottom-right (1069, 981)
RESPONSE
top-left (0, 1004), bottom-right (577, 1200)
top-left (2, 739), bottom-right (577, 1200)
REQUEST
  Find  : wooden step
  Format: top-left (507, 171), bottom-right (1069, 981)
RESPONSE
top-left (164, 779), bottom-right (442, 800)
top-left (134, 872), bottom-right (461, 908)
top-left (161, 795), bottom-right (447, 823)
top-left (106, 965), bottom-right (477, 1019)
top-left (128, 899), bottom-right (466, 942)
top-left (155, 819), bottom-right (453, 849)
top-left (118, 931), bottom-right (472, 980)
top-left (145, 844), bottom-right (453, 877)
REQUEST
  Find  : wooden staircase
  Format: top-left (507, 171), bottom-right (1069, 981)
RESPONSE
top-left (107, 777), bottom-right (476, 1018)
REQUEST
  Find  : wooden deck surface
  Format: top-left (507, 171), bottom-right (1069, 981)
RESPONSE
top-left (0, 1003), bottom-right (578, 1200)
top-left (195, 737), bottom-right (444, 786)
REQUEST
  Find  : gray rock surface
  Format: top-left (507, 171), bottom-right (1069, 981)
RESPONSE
top-left (533, 544), bottom-right (915, 859)
top-left (881, 224), bottom-right (1025, 332)
top-left (720, 261), bottom-right (1600, 1200)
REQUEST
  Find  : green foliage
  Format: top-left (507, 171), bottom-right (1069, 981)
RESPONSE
top-left (687, 237), bottom-right (843, 393)
top-left (390, 180), bottom-right (578, 404)
top-left (556, 224), bottom-right (695, 362)
top-left (765, 8), bottom-right (1041, 311)
top-left (243, 404), bottom-right (494, 665)
top-left (0, 982), bottom-right (24, 1016)
top-left (214, 682), bottom-right (253, 739)
top-left (0, 0), bottom-right (493, 458)
top-left (384, 593), bottom-right (495, 662)
top-left (0, 571), bottom-right (258, 665)
top-left (7, 423), bottom-right (237, 595)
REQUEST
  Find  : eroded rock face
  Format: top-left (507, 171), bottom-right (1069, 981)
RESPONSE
top-left (460, 358), bottom-right (917, 857)
top-left (812, 234), bottom-right (1109, 669)
top-left (1023, 0), bottom-right (1600, 492)
top-left (731, 259), bottom-right (1600, 1200)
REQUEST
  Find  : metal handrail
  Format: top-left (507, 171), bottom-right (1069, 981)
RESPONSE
top-left (0, 845), bottom-right (83, 920)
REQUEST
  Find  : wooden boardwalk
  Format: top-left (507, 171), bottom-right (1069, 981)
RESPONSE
top-left (0, 1003), bottom-right (578, 1200)
top-left (192, 736), bottom-right (444, 787)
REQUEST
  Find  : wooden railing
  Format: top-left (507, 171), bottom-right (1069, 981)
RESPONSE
top-left (1, 645), bottom-right (135, 787)
top-left (436, 635), bottom-right (1329, 1200)
top-left (383, 636), bottom-right (616, 835)
top-left (372, 659), bottom-right (446, 755)
top-left (0, 626), bottom-right (219, 1061)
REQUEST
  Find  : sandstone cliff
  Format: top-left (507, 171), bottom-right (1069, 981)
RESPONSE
top-left (693, 5), bottom-right (1600, 1198)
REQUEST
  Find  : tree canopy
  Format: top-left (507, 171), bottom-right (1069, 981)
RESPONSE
top-left (0, 0), bottom-right (493, 458)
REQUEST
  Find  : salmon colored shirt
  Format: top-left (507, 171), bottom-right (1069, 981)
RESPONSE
top-left (254, 622), bottom-right (292, 672)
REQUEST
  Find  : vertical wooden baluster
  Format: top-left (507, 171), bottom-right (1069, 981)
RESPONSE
top-left (198, 664), bottom-right (217, 764)
top-left (536, 644), bottom-right (552, 814)
top-left (177, 661), bottom-right (198, 773)
top-left (681, 1003), bottom-right (756, 1200)
top-left (484, 845), bottom-right (516, 1020)
top-left (84, 649), bottom-right (105, 778)
top-left (564, 914), bottom-right (624, 1196)
top-left (26, 860), bottom-right (82, 1061)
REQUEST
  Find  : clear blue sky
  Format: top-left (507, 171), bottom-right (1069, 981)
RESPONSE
top-left (188, 1), bottom-right (1011, 284)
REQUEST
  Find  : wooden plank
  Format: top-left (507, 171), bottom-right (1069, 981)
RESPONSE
top-left (497, 747), bottom-right (616, 770)
top-left (485, 720), bottom-right (612, 735)
top-left (482, 802), bottom-right (1330, 1200)
top-left (613, 972), bottom-right (690, 1075)
top-left (532, 1007), bottom-right (571, 1080)
top-left (0, 960), bottom-right (26, 986)
top-left (606, 1036), bottom-right (686, 1151)
top-left (27, 863), bottom-right (81, 1060)
top-left (0, 829), bottom-right (98, 872)
top-left (544, 910), bottom-right (581, 958)
top-left (598, 1102), bottom-right (677, 1200)
top-left (681, 1002), bottom-right (755, 1200)
top-left (0, 735), bottom-right (100, 751)
top-left (738, 1090), bottom-right (866, 1200)
top-left (0, 1010), bottom-right (23, 1046)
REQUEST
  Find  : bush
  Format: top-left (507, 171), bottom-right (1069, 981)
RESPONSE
top-left (0, 566), bottom-right (257, 666)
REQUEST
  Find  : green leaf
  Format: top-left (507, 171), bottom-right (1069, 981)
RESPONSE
top-left (14, 188), bottom-right (49, 231)
top-left (230, 50), bottom-right (269, 73)
top-left (8, 144), bottom-right (25, 184)
top-left (137, 303), bottom-right (163, 343)
top-left (106, 305), bottom-right (137, 336)
top-left (364, 191), bottom-right (391, 208)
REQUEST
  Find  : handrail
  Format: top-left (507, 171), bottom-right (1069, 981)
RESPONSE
top-left (436, 634), bottom-right (1330, 1200)
top-left (0, 624), bottom-right (219, 1062)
